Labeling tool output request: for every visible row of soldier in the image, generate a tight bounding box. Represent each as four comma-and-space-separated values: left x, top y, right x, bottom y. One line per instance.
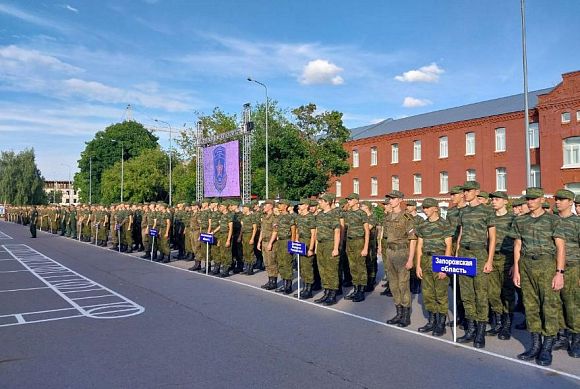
4, 182, 579, 367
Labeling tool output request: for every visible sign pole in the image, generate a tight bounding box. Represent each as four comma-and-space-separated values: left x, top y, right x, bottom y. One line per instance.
297, 254, 301, 300
205, 243, 209, 275
151, 236, 155, 261
118, 228, 121, 253
95, 225, 98, 245
453, 274, 457, 343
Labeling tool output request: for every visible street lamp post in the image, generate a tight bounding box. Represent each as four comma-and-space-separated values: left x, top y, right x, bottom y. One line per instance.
247, 77, 269, 199
89, 156, 92, 205
155, 119, 173, 206
520, 0, 532, 187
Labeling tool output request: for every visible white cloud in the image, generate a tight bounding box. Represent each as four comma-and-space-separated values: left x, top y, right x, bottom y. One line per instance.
402, 97, 432, 108
65, 5, 79, 13
299, 59, 344, 85
0, 4, 67, 31
395, 63, 444, 83
0, 45, 82, 73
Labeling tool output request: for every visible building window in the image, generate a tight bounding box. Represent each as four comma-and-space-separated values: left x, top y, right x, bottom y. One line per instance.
563, 137, 580, 168
530, 165, 541, 187
465, 132, 475, 155
353, 178, 359, 194
440, 171, 448, 194
352, 150, 359, 168
392, 175, 399, 191
391, 144, 399, 164
439, 136, 448, 158
561, 112, 571, 124
336, 180, 342, 197
577, 111, 580, 122
529, 122, 539, 149
466, 169, 476, 181
371, 177, 378, 196
413, 174, 422, 194
413, 140, 421, 161
496, 168, 507, 191
495, 127, 506, 152
565, 182, 580, 195
370, 147, 378, 166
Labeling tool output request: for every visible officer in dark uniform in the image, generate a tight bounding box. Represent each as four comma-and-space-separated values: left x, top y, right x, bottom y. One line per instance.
30, 206, 38, 238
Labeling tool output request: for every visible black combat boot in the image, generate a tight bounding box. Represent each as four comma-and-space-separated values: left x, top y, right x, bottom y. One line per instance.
536, 336, 555, 366
397, 307, 411, 328
283, 279, 293, 294
322, 290, 337, 306
161, 254, 170, 264
515, 319, 527, 330
474, 321, 487, 349
152, 251, 158, 261
569, 333, 580, 358
552, 329, 569, 351
457, 320, 477, 343
262, 277, 277, 290
219, 265, 230, 277
314, 289, 329, 304
110, 245, 118, 251
418, 312, 435, 333
212, 264, 221, 275
245, 263, 254, 275
126, 245, 133, 253
387, 305, 403, 325
432, 313, 447, 337
364, 277, 375, 292
158, 253, 165, 262
498, 313, 512, 340
517, 332, 541, 361
486, 312, 502, 336
141, 251, 151, 259
275, 280, 287, 293
300, 284, 313, 299
351, 286, 366, 303
188, 261, 202, 271
344, 287, 358, 301
380, 282, 393, 297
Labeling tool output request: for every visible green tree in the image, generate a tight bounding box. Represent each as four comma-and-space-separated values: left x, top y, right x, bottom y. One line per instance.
100, 148, 170, 204
178, 107, 238, 158
172, 161, 197, 204
0, 149, 47, 205
75, 121, 159, 204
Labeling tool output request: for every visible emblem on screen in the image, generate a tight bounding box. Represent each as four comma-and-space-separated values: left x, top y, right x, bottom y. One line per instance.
213, 146, 227, 193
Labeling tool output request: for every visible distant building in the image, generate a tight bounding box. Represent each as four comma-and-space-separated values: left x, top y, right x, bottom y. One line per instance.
44, 180, 79, 205
331, 70, 580, 204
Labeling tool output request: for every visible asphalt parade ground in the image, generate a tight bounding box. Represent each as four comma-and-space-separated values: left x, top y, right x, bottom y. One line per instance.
0, 221, 578, 388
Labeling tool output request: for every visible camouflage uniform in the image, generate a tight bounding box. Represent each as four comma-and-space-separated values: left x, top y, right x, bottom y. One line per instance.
316, 208, 341, 290
295, 211, 317, 284
261, 212, 278, 277
240, 211, 256, 266
274, 209, 295, 281
557, 213, 580, 336
343, 207, 368, 288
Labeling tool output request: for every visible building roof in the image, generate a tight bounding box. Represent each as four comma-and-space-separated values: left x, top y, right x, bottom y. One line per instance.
350, 87, 554, 140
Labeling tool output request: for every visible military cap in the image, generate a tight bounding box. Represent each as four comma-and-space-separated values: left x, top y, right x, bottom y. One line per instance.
511, 197, 525, 207
308, 199, 319, 207
450, 185, 463, 195
346, 193, 360, 200
209, 198, 219, 203
385, 190, 404, 199
542, 202, 550, 209
489, 191, 508, 200
242, 202, 251, 208
320, 193, 335, 203
192, 201, 201, 207
297, 198, 309, 205
406, 200, 417, 206
554, 189, 575, 200
338, 198, 347, 206
477, 191, 489, 199
575, 194, 580, 204
462, 181, 480, 190
360, 201, 372, 208
263, 199, 275, 206
278, 199, 291, 206
421, 198, 438, 208
524, 187, 544, 199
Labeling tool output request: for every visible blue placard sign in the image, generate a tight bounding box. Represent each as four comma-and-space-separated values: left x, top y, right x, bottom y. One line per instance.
149, 228, 158, 237
200, 233, 215, 244
115, 224, 120, 231
287, 241, 307, 256
432, 255, 477, 277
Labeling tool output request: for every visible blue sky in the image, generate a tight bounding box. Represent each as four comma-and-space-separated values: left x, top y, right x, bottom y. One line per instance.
1, 0, 579, 180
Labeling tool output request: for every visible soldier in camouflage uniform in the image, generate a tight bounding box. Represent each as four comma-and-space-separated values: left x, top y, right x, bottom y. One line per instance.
486, 191, 516, 340
172, 203, 187, 260
361, 201, 379, 292
343, 193, 369, 303
294, 198, 317, 299
313, 193, 341, 306
258, 200, 278, 289
380, 190, 417, 327
415, 198, 452, 336
157, 203, 172, 263
68, 205, 77, 239
512, 187, 566, 366
60, 206, 68, 236
554, 189, 580, 358
240, 203, 257, 275
406, 200, 424, 295
210, 201, 233, 277
456, 181, 496, 349
274, 200, 296, 294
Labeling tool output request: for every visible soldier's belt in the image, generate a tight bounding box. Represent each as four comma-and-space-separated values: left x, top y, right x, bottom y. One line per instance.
385, 242, 408, 250
522, 253, 554, 261
460, 243, 486, 250
494, 248, 514, 255
347, 236, 364, 240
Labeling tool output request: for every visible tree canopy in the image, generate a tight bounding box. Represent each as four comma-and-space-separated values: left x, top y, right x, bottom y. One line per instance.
0, 149, 47, 205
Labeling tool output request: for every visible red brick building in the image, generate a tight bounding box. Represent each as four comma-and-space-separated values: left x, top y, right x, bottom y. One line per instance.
332, 71, 580, 202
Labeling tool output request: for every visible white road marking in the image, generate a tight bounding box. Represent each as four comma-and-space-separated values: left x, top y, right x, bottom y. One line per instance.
0, 270, 30, 273
1, 244, 145, 327
0, 230, 13, 239
0, 286, 50, 293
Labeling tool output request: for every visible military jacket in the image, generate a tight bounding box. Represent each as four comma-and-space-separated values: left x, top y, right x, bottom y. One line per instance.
382, 211, 417, 244
558, 214, 580, 263
510, 212, 565, 257
295, 213, 316, 241
343, 209, 367, 239
316, 210, 340, 242
494, 213, 515, 253
416, 217, 453, 254
459, 204, 495, 245
261, 213, 276, 240
275, 213, 295, 240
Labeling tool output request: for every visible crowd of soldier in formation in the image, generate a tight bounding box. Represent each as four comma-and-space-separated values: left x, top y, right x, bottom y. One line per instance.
4, 181, 579, 367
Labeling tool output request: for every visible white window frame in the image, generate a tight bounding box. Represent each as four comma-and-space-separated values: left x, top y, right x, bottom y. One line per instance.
352, 149, 359, 168
496, 167, 507, 191
439, 136, 448, 158
563, 137, 580, 168
529, 122, 539, 149
530, 165, 541, 187
413, 140, 421, 161
466, 169, 476, 182
495, 127, 506, 152
370, 147, 378, 166
371, 177, 378, 196
562, 112, 571, 124
465, 132, 475, 156
577, 111, 580, 122
439, 171, 448, 194
413, 174, 422, 195
336, 180, 342, 197
392, 175, 399, 191
353, 178, 360, 194
391, 144, 399, 164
